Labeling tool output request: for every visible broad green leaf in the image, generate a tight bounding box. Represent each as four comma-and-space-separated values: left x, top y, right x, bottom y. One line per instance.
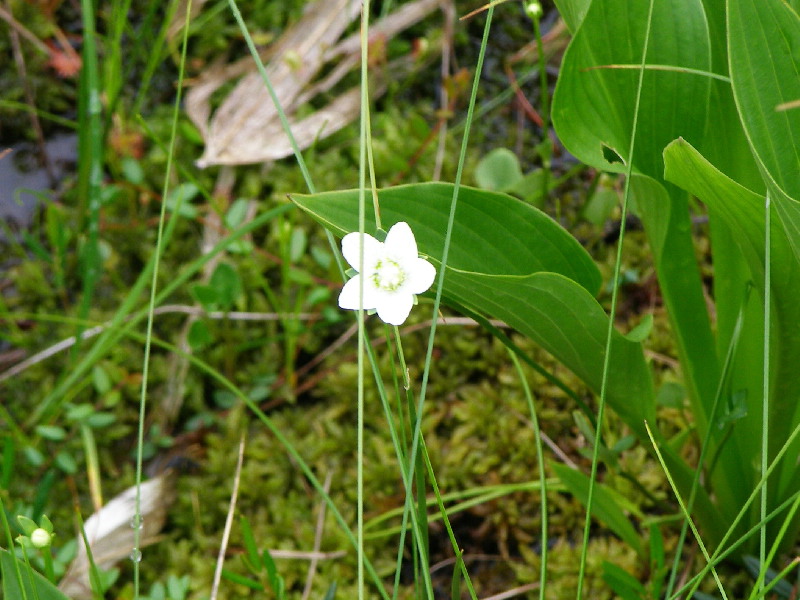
1, 548, 71, 600
552, 463, 643, 555
292, 183, 652, 438
729, 1, 800, 478
552, 0, 711, 179
630, 176, 719, 435
664, 138, 800, 549
728, 0, 800, 202
552, 0, 591, 33
445, 271, 656, 442
294, 181, 726, 545
552, 0, 720, 439
291, 182, 601, 293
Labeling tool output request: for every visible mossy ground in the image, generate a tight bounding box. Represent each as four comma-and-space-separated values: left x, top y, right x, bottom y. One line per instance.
0, 1, 751, 598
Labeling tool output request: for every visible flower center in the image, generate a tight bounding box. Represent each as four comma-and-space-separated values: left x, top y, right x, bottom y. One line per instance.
372, 258, 406, 291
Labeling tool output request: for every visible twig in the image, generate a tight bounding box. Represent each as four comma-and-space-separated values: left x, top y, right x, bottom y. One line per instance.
504, 63, 544, 127
268, 549, 347, 560
0, 4, 50, 55
0, 307, 321, 384
481, 582, 540, 600
4, 0, 54, 182
429, 553, 509, 573
210, 434, 246, 600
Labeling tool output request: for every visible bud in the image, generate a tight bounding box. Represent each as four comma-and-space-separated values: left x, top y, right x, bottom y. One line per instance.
525, 1, 543, 19
30, 528, 52, 549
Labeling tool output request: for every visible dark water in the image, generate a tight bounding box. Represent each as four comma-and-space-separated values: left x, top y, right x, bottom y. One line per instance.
0, 133, 77, 241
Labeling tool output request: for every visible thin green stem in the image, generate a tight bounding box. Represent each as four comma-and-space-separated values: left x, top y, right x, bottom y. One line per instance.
394, 7, 494, 598
747, 488, 800, 600
576, 0, 655, 596
133, 0, 181, 115
759, 191, 771, 595
583, 63, 731, 82
357, 3, 371, 599
390, 325, 476, 599
530, 9, 551, 202
673, 489, 800, 599
19, 547, 39, 600
419, 434, 479, 600
0, 100, 77, 129
664, 285, 752, 598
74, 0, 103, 360
676, 414, 800, 598
509, 351, 547, 600
645, 423, 728, 599
401, 10, 495, 591
226, 0, 315, 195
0, 497, 29, 600
392, 328, 433, 600
42, 546, 55, 583
131, 1, 192, 596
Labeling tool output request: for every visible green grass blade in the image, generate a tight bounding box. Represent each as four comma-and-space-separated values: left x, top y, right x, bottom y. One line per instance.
74, 0, 104, 359
645, 422, 728, 599
131, 0, 194, 595
576, 0, 655, 594
509, 351, 548, 599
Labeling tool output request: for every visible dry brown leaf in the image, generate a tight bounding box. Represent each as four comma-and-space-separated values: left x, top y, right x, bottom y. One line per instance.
58, 473, 176, 600
186, 0, 442, 167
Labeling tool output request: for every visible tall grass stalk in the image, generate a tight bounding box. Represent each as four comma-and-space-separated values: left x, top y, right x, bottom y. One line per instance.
575, 0, 655, 596
389, 327, 481, 599
675, 489, 800, 599
357, 2, 373, 599
528, 4, 550, 202
509, 351, 548, 599
0, 497, 29, 600
759, 191, 771, 594
389, 329, 434, 600
133, 0, 181, 116
376, 8, 497, 597
747, 491, 800, 600
645, 422, 729, 598
104, 0, 133, 121
664, 287, 752, 598
74, 0, 103, 358
131, 0, 193, 595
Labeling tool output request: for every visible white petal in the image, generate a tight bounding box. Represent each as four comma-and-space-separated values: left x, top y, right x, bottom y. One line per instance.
338, 276, 380, 310
376, 293, 414, 325
342, 231, 382, 272
384, 222, 418, 263
406, 258, 437, 294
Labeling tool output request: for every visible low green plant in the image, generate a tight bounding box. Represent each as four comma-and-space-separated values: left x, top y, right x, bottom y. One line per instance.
291, 0, 800, 596
6, 0, 800, 597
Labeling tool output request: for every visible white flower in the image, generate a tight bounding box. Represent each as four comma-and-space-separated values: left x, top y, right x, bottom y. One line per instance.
338, 222, 436, 325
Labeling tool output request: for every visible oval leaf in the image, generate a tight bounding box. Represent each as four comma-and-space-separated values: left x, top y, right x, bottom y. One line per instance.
291, 182, 601, 293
